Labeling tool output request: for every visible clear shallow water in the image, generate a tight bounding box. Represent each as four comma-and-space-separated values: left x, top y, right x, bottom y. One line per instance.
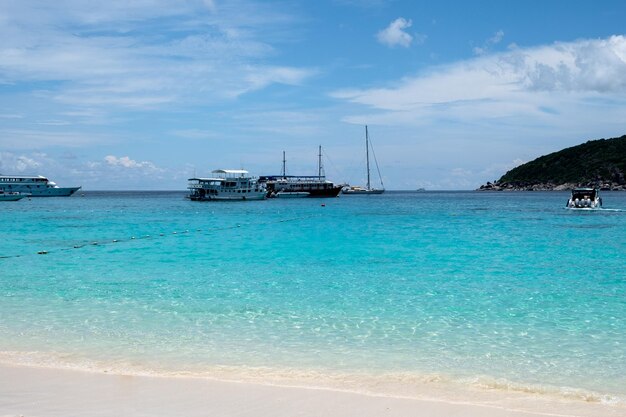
0, 191, 625, 402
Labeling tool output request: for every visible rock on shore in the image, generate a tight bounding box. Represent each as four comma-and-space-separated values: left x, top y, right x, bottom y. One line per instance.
478, 181, 626, 191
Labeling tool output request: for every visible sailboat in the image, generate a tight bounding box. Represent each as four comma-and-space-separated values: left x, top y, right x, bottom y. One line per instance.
342, 125, 385, 194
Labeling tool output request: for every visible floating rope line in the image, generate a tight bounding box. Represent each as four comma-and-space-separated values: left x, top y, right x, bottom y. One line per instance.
0, 214, 322, 260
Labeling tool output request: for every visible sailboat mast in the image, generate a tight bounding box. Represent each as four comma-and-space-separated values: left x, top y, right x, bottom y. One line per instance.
318, 145, 322, 180
365, 125, 371, 190
282, 150, 286, 178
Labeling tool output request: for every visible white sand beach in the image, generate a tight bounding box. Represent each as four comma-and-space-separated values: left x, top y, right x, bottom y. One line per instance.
0, 364, 623, 417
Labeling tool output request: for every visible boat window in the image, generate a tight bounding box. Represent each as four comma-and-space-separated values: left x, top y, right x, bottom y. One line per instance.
572, 190, 596, 200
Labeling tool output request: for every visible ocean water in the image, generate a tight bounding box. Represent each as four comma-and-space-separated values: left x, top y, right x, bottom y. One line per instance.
1, 191, 625, 405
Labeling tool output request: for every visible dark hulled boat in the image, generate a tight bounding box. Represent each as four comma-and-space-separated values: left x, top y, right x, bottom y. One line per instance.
260, 175, 342, 198
260, 147, 342, 198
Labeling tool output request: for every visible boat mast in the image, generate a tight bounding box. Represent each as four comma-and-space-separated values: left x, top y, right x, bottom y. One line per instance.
365, 125, 371, 190
282, 150, 286, 178
318, 145, 322, 180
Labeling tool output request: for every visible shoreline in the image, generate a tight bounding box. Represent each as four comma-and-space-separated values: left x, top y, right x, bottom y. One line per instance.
1, 360, 624, 417
477, 182, 626, 191
1, 350, 622, 405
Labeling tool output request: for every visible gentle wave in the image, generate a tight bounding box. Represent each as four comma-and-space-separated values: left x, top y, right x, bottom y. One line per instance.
1, 350, 623, 409
462, 375, 624, 405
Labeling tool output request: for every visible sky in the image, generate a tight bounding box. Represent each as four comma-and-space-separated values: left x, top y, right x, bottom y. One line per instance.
1, 0, 626, 190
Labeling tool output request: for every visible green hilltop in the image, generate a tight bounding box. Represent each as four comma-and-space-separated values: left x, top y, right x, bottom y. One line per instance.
479, 135, 626, 190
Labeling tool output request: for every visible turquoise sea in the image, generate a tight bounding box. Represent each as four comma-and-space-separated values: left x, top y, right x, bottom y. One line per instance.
1, 191, 625, 404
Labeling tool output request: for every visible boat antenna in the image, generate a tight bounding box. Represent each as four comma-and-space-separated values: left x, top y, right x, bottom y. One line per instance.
365, 125, 371, 190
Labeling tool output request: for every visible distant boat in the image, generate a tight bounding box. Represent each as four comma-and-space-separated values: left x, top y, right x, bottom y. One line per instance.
566, 187, 602, 209
0, 174, 80, 196
0, 190, 27, 201
261, 148, 343, 198
187, 169, 267, 201
342, 126, 385, 195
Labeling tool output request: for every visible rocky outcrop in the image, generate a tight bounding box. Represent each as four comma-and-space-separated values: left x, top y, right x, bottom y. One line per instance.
478, 181, 626, 191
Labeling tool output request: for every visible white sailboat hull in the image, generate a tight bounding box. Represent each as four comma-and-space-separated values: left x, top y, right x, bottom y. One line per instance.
342, 188, 384, 194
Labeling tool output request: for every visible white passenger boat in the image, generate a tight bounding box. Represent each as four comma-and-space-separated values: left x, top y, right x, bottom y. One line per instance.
0, 190, 27, 201
566, 188, 602, 209
187, 169, 267, 201
0, 174, 80, 197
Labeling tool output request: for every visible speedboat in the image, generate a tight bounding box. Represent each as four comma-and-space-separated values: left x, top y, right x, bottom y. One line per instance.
566, 188, 602, 209
0, 190, 27, 201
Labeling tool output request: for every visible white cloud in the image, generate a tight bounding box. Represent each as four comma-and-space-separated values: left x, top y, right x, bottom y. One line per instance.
333, 36, 626, 116
0, 129, 106, 149
0, 0, 313, 111
473, 30, 505, 56
104, 155, 159, 171
243, 66, 317, 92
0, 152, 48, 174
377, 18, 414, 48
1, 151, 178, 189
171, 129, 218, 140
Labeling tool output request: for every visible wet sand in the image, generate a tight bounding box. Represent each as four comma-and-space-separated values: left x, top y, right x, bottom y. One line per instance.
0, 364, 622, 417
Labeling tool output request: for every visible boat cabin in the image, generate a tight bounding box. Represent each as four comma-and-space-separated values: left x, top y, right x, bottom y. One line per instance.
188, 169, 266, 201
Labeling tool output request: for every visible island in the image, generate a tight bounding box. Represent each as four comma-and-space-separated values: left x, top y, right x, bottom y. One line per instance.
479, 134, 626, 191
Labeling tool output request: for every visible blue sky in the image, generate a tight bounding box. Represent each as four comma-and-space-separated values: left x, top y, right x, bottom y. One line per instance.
1, 0, 626, 190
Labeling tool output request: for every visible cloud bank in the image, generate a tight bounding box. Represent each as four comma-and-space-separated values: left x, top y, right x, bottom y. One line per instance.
333, 35, 626, 125
0, 0, 313, 110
